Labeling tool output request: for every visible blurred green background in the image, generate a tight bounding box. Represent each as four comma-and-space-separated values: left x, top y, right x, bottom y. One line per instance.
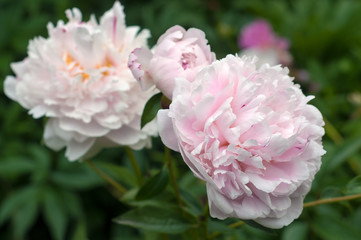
2, 0, 361, 239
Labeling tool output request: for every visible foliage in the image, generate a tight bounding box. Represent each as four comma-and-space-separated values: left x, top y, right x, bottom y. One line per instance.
1, 0, 361, 239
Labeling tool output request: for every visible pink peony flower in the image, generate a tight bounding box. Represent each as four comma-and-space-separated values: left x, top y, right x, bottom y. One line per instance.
239, 19, 289, 50
4, 2, 157, 161
158, 55, 325, 228
128, 25, 216, 99
239, 19, 292, 66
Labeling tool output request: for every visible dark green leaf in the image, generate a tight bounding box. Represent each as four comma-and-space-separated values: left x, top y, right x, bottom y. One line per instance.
13, 191, 39, 239
97, 162, 137, 187
136, 168, 169, 200
51, 170, 104, 190
30, 145, 51, 183
312, 211, 361, 240
71, 220, 87, 240
114, 206, 192, 234
346, 175, 361, 195
0, 156, 34, 177
0, 186, 38, 226
323, 136, 361, 172
57, 190, 83, 219
282, 222, 308, 240
243, 220, 277, 235
207, 219, 238, 235
180, 189, 203, 216
141, 92, 162, 129
43, 188, 68, 240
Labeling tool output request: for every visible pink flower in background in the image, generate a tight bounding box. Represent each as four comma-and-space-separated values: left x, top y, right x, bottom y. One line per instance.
239, 19, 292, 66
240, 19, 289, 50
128, 25, 216, 99
4, 2, 157, 161
158, 55, 325, 228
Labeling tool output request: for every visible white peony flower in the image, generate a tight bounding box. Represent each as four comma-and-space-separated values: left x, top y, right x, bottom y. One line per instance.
4, 2, 157, 161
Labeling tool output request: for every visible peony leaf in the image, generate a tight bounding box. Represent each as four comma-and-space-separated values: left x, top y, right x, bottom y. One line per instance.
43, 188, 68, 240
323, 136, 361, 172
141, 92, 162, 129
282, 222, 308, 240
97, 162, 137, 187
136, 167, 169, 200
0, 156, 34, 178
71, 220, 87, 240
50, 168, 104, 190
0, 185, 40, 239
0, 186, 39, 226
312, 208, 361, 240
180, 189, 203, 216
243, 220, 277, 235
346, 175, 361, 195
113, 205, 192, 234
13, 191, 39, 239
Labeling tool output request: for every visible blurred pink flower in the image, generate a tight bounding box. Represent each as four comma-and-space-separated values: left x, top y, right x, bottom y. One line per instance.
240, 19, 289, 50
239, 19, 292, 66
158, 55, 325, 228
4, 2, 157, 161
128, 25, 216, 99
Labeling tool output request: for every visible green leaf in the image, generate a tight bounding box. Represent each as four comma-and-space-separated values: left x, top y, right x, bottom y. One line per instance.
282, 222, 308, 240
346, 175, 361, 195
57, 190, 83, 219
323, 136, 361, 172
51, 170, 104, 190
0, 186, 40, 239
97, 162, 137, 187
243, 220, 277, 235
136, 167, 169, 200
71, 220, 87, 240
141, 92, 162, 129
180, 189, 203, 216
312, 211, 361, 240
207, 219, 238, 235
30, 145, 51, 183
0, 186, 38, 226
0, 156, 34, 177
113, 205, 192, 234
43, 188, 68, 240
13, 194, 39, 239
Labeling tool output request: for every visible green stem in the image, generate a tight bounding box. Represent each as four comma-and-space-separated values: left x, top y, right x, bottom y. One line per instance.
303, 193, 361, 208
125, 147, 143, 186
208, 221, 245, 239
85, 159, 127, 194
165, 146, 184, 209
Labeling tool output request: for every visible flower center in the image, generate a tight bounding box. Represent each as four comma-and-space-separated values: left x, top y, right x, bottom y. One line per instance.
180, 52, 197, 70
63, 53, 112, 82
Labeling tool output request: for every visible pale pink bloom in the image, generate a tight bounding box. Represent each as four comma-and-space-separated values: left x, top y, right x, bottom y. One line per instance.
128, 25, 216, 99
239, 19, 292, 66
4, 2, 157, 161
240, 19, 289, 50
158, 55, 325, 228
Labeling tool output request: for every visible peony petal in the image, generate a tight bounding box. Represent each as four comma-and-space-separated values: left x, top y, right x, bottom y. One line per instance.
106, 125, 147, 146
254, 196, 303, 229
65, 138, 95, 161
157, 109, 179, 151
128, 48, 154, 90
59, 118, 109, 137
43, 120, 67, 151
4, 76, 17, 101
100, 1, 125, 48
